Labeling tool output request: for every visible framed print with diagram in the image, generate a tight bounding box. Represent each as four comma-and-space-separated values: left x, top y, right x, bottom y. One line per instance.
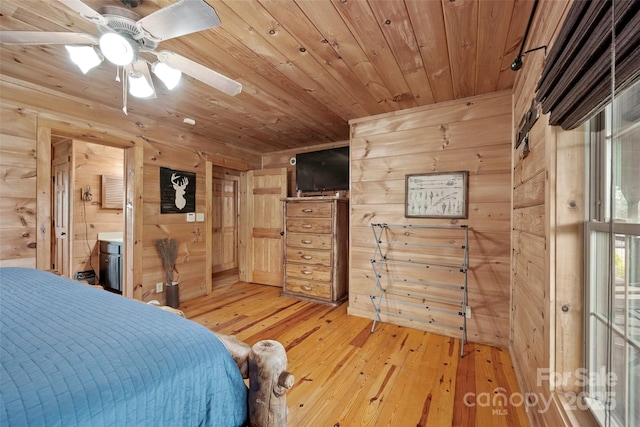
405, 171, 468, 219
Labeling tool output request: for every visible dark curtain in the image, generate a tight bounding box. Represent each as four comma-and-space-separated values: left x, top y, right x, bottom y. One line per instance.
535, 0, 640, 130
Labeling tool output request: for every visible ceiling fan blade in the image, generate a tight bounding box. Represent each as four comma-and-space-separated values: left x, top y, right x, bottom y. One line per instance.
155, 51, 242, 96
0, 31, 97, 45
57, 0, 107, 25
137, 0, 221, 42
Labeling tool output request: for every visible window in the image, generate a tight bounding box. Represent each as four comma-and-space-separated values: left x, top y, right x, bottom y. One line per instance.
585, 78, 640, 426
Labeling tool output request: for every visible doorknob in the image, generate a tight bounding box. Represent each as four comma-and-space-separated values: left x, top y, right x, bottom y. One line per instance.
60, 232, 66, 236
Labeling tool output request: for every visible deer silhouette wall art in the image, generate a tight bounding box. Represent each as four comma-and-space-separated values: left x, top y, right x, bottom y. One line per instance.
160, 167, 196, 214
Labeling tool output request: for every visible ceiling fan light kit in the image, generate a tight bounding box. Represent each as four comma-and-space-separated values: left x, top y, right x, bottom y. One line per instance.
128, 58, 156, 99
128, 72, 154, 98
0, 0, 241, 115
152, 62, 182, 90
65, 45, 103, 74
99, 32, 137, 66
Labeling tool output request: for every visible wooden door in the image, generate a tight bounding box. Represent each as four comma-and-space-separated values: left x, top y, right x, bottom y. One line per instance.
212, 175, 239, 273
51, 144, 71, 277
241, 168, 287, 286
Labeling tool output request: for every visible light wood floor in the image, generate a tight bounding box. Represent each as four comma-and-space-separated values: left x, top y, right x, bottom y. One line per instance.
181, 280, 530, 427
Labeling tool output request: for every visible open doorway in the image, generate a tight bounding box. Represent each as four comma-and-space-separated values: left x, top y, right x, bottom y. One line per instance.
36, 119, 143, 300
50, 138, 125, 291
211, 165, 241, 285
211, 166, 287, 288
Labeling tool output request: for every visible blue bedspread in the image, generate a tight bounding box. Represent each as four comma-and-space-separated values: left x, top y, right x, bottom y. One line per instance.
0, 268, 247, 426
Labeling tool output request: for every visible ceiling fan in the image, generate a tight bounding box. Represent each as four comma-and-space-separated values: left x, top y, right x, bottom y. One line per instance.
0, 0, 242, 114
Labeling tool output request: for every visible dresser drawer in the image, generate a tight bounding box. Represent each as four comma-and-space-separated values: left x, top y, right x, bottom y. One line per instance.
286, 233, 332, 250
286, 247, 332, 266
286, 264, 331, 282
286, 218, 332, 234
286, 201, 333, 218
285, 278, 331, 299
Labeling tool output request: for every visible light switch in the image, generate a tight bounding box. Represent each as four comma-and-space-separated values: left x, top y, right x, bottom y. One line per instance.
186, 212, 195, 222
196, 213, 205, 222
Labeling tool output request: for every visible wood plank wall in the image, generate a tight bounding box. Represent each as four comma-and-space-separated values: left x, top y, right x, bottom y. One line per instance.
347, 91, 513, 349
0, 100, 37, 268
141, 143, 209, 303
510, 1, 593, 426
510, 0, 557, 425
0, 78, 262, 305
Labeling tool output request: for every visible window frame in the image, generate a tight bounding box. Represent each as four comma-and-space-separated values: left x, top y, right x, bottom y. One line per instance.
584, 83, 640, 427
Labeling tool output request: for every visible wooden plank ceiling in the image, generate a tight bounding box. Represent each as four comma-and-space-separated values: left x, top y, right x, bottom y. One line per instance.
0, 0, 533, 154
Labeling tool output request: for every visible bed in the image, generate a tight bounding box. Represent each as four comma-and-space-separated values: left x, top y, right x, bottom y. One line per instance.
0, 267, 248, 426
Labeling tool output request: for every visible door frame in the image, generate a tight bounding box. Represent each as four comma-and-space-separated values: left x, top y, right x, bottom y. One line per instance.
36, 119, 143, 299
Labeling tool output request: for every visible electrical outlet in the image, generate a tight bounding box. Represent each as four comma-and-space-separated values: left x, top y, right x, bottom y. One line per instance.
196, 212, 205, 222
156, 282, 163, 293
465, 306, 472, 319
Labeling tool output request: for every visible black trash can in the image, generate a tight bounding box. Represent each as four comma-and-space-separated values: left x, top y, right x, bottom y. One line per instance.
166, 282, 179, 308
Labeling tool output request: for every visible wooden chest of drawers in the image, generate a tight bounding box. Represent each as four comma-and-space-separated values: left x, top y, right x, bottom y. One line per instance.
282, 198, 348, 304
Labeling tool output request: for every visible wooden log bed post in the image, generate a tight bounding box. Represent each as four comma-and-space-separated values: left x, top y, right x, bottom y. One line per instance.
142, 304, 295, 425
248, 340, 295, 427
213, 334, 294, 426
213, 332, 252, 379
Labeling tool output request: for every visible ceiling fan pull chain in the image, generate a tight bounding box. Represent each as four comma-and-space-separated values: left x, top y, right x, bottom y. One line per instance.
122, 67, 128, 116
115, 65, 120, 83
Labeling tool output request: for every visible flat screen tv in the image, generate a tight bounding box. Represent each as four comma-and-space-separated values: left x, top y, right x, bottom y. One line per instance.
295, 146, 349, 192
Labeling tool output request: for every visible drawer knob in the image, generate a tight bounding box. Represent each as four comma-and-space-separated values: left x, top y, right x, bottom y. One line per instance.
301, 239, 312, 244
301, 285, 313, 291
301, 255, 312, 260
301, 224, 312, 229
302, 208, 313, 213
302, 270, 313, 275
